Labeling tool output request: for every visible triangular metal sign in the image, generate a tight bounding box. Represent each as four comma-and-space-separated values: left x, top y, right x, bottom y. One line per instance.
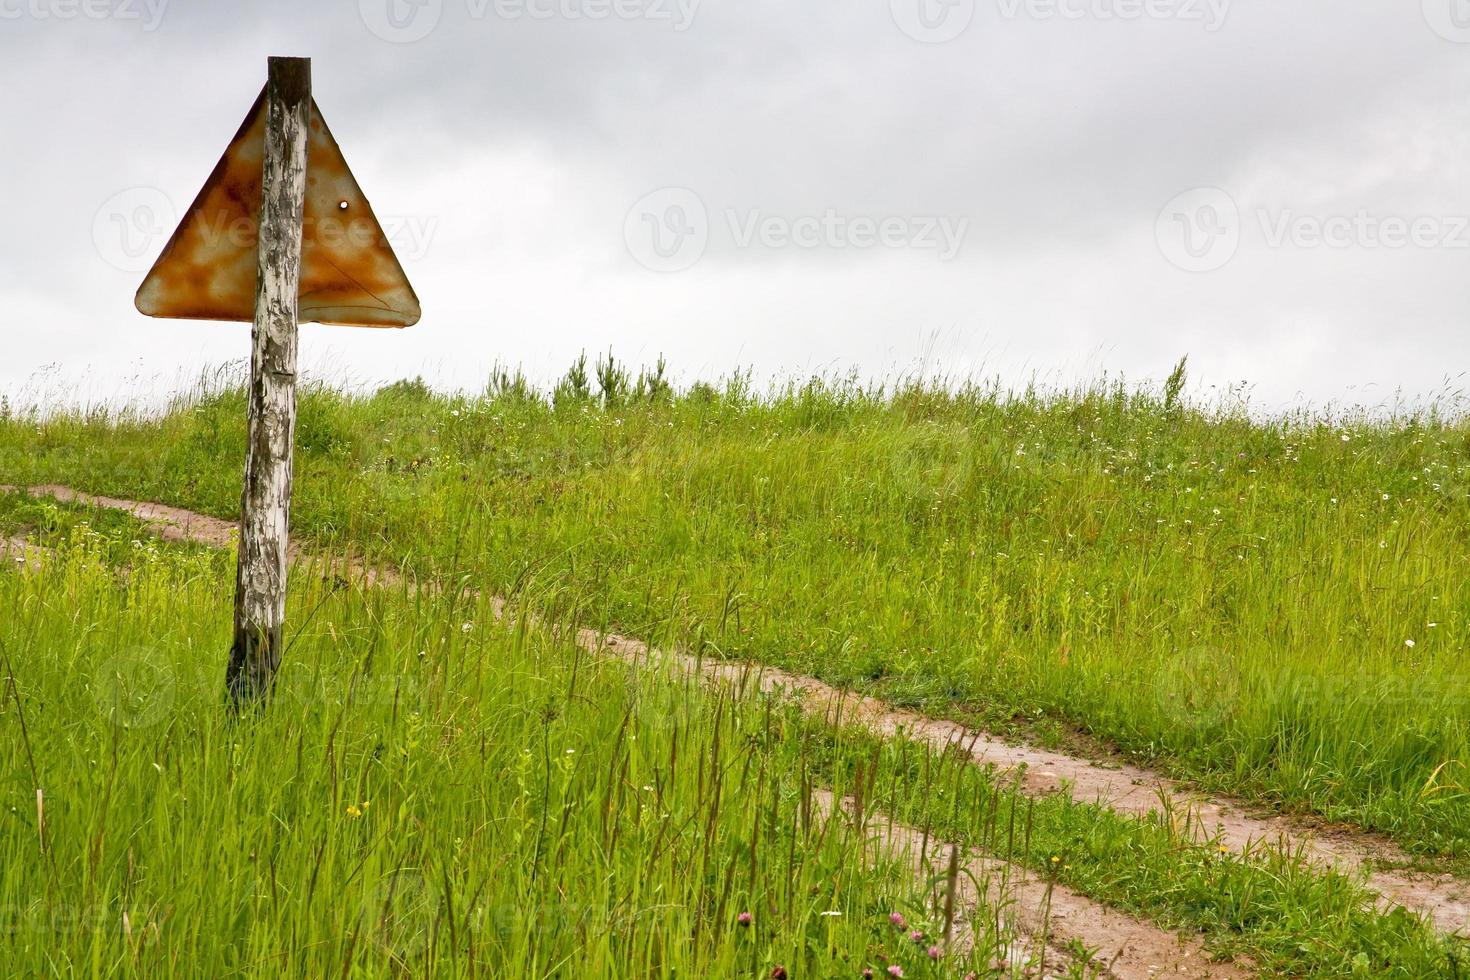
136, 88, 421, 328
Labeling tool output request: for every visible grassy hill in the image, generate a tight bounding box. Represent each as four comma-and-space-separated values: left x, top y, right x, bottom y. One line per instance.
6, 361, 1468, 855
3, 357, 1469, 976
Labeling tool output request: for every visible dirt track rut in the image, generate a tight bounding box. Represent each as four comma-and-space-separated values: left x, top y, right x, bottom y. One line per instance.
813, 789, 1248, 979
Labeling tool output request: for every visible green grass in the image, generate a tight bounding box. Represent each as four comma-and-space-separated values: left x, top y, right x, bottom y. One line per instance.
2, 520, 1042, 979
3, 505, 1465, 977
4, 365, 1466, 862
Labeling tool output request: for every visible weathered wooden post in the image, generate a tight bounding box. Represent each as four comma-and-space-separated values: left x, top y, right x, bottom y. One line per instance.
226, 56, 311, 708
132, 57, 421, 712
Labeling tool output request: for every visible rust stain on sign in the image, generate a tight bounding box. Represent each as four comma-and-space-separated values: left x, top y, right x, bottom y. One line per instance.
136, 88, 421, 328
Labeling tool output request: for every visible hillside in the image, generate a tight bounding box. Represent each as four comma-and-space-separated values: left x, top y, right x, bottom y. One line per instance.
3, 362, 1469, 976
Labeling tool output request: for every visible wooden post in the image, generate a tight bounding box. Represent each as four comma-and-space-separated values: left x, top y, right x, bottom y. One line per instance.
226, 56, 311, 710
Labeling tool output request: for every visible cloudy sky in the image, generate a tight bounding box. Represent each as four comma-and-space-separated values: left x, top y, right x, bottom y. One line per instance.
3, 0, 1469, 412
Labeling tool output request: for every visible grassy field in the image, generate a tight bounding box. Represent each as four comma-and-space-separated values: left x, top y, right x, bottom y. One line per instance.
1, 495, 1463, 977
3, 361, 1466, 858
3, 359, 1470, 975
1, 510, 1044, 979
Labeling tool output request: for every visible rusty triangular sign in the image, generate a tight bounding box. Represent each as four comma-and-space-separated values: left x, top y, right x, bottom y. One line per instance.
136, 88, 421, 328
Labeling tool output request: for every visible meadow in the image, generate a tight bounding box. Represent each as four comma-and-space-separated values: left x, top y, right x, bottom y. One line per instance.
2, 513, 1040, 978
3, 356, 1470, 976
4, 359, 1467, 854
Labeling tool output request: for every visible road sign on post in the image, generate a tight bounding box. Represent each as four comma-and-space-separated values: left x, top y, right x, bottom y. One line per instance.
136, 57, 420, 710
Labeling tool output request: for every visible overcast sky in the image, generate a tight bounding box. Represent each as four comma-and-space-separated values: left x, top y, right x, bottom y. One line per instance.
3, 1, 1469, 412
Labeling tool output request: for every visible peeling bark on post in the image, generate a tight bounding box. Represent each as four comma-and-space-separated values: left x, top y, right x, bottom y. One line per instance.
227, 56, 311, 710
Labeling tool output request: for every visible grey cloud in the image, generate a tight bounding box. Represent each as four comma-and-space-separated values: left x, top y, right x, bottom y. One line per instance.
1, 0, 1468, 408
